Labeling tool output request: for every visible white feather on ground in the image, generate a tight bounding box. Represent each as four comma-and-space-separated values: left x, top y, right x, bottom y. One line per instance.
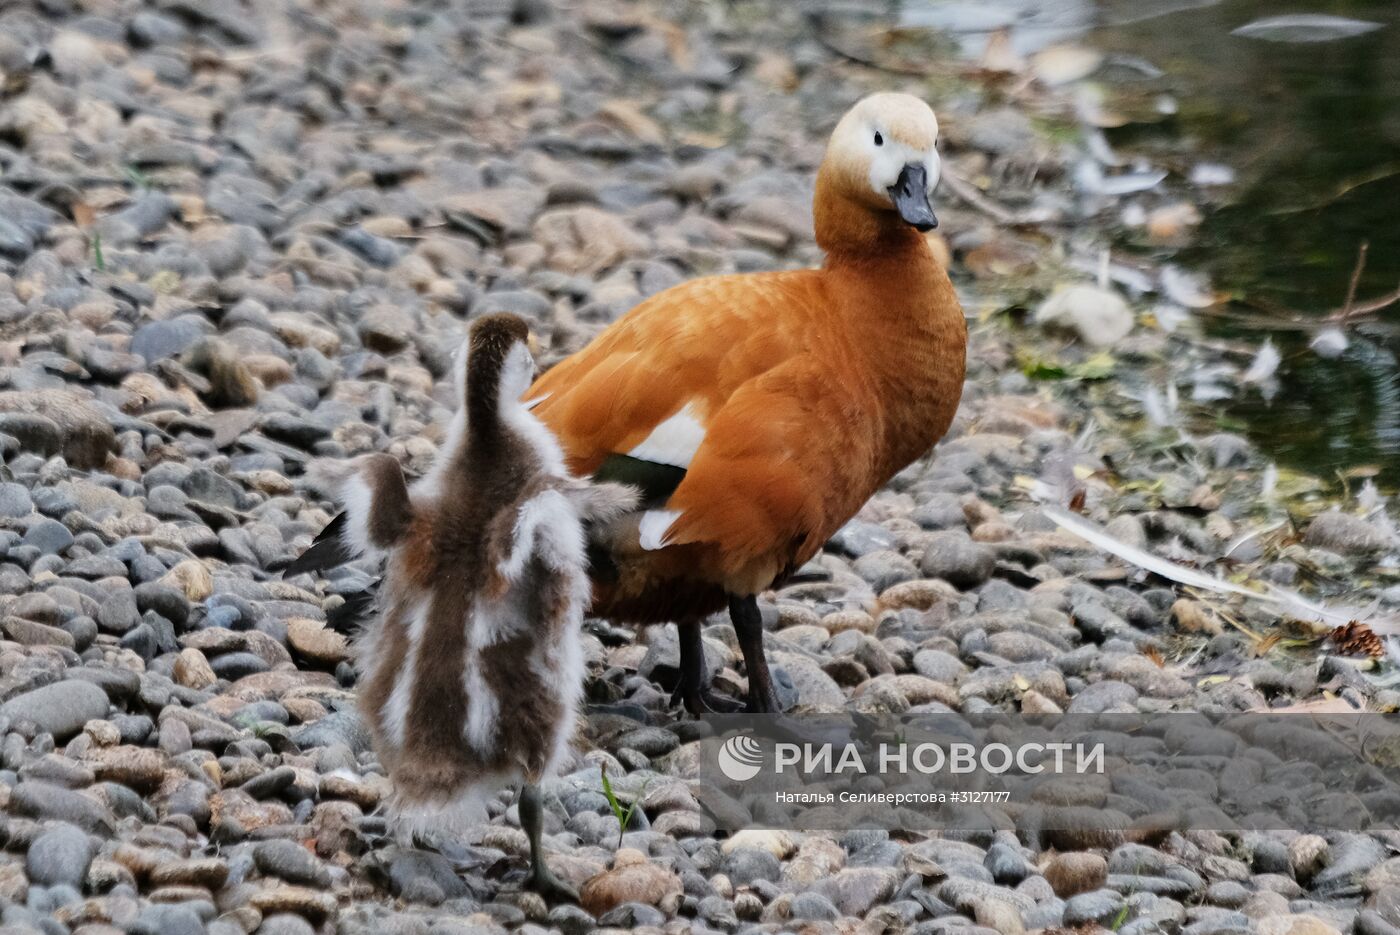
1040, 504, 1400, 632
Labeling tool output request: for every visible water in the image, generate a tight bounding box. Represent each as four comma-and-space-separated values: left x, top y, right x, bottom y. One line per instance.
906, 0, 1400, 486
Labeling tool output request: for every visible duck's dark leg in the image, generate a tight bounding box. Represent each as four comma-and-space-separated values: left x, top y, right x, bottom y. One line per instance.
730, 594, 781, 713
673, 621, 745, 715
519, 783, 577, 903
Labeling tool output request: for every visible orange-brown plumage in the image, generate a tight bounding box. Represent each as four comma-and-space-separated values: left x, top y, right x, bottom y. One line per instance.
527, 92, 967, 639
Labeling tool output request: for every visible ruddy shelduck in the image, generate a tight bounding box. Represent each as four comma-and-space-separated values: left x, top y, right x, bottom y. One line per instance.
527, 92, 967, 713
287, 313, 636, 901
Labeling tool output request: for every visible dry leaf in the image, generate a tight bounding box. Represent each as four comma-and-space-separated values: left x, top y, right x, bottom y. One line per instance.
979, 28, 1026, 75
1032, 45, 1102, 86
598, 99, 664, 145
1171, 598, 1223, 636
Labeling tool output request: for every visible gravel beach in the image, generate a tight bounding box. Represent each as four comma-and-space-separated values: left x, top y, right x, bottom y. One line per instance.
1, 1, 1399, 933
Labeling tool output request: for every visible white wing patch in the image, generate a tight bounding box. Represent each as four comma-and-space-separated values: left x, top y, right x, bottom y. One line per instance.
628, 401, 706, 470
639, 509, 683, 551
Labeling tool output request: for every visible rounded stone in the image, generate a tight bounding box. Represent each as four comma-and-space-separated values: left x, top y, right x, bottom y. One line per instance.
920, 530, 995, 590
26, 823, 94, 887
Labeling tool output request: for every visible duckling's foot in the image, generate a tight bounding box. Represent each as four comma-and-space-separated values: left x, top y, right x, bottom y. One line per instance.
526, 864, 579, 903
519, 782, 579, 903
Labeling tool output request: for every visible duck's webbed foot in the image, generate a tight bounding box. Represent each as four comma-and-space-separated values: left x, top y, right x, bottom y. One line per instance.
673, 620, 745, 716
519, 783, 578, 903
672, 681, 746, 716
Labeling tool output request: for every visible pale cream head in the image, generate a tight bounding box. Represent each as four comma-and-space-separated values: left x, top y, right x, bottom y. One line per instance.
824, 93, 942, 218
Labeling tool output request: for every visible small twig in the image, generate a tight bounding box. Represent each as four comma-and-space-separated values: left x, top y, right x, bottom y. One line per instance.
1325, 282, 1400, 322
940, 170, 1018, 225
804, 13, 937, 77
1222, 280, 1400, 330
1339, 241, 1369, 322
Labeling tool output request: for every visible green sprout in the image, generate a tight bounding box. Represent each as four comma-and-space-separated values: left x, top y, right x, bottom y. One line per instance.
123, 165, 152, 190
599, 764, 646, 850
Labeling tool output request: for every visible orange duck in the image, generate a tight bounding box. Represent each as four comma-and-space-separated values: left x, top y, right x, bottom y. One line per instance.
527, 92, 967, 713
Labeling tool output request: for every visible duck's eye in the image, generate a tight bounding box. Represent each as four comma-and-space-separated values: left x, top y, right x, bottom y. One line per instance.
873, 131, 884, 147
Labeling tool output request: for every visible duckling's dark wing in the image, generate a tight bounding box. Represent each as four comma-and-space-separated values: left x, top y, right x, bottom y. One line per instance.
283, 512, 354, 577
327, 579, 379, 635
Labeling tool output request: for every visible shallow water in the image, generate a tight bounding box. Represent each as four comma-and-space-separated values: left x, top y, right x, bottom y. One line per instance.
908, 0, 1400, 486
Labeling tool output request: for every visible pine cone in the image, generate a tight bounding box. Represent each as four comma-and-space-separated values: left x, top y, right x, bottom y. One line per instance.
1330, 621, 1384, 659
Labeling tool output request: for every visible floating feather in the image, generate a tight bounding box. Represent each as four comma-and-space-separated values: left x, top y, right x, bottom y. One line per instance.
1160, 265, 1216, 308
1190, 163, 1235, 187
1232, 15, 1383, 43
1142, 383, 1173, 429
1242, 339, 1281, 384
1309, 326, 1349, 359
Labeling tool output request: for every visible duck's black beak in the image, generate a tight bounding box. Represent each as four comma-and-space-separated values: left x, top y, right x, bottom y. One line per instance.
888, 164, 938, 231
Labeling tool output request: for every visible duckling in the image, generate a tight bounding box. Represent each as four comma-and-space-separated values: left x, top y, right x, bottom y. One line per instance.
287, 312, 636, 901
527, 92, 965, 714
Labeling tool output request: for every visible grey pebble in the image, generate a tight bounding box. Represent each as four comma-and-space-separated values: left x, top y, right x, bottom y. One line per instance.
1, 680, 110, 741
1063, 889, 1127, 926
254, 838, 334, 888
920, 530, 994, 589
0, 482, 33, 518
26, 822, 94, 887
22, 518, 74, 555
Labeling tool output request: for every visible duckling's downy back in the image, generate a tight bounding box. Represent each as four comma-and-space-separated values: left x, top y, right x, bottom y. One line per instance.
304, 313, 635, 836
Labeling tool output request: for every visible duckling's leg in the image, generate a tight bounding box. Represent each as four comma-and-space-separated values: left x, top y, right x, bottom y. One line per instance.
673, 621, 745, 716
519, 783, 578, 903
729, 595, 782, 713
